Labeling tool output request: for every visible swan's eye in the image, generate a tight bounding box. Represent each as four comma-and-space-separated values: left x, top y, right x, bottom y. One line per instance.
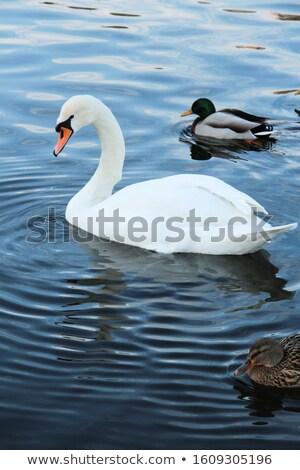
70, 115, 74, 119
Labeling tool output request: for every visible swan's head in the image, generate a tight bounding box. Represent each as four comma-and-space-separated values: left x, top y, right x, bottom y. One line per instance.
53, 95, 106, 156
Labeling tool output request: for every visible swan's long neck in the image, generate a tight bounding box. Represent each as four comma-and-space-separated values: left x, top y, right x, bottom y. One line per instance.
72, 102, 125, 209
92, 106, 125, 199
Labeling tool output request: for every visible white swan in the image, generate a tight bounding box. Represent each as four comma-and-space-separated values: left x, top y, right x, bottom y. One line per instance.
53, 95, 296, 255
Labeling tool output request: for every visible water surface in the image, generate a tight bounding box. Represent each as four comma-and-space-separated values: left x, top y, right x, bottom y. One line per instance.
0, 0, 300, 450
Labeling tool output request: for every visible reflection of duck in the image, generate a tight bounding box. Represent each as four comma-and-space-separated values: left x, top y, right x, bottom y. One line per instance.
181, 98, 274, 139
235, 334, 300, 388
232, 379, 300, 423
180, 128, 274, 161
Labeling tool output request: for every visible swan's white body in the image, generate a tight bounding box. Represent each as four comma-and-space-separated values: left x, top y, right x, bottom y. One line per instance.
54, 95, 296, 255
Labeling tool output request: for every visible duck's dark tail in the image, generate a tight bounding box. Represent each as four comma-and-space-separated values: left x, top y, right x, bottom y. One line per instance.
252, 123, 274, 137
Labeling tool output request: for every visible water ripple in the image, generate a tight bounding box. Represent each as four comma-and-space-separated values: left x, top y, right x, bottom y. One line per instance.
0, 0, 300, 451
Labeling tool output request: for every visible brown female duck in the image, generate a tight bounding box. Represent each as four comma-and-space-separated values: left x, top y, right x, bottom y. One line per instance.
235, 334, 300, 388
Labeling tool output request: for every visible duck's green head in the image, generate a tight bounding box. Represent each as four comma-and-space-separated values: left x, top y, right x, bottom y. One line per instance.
181, 98, 216, 119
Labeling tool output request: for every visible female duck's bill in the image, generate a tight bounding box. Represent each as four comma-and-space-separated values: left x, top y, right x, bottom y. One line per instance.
234, 359, 252, 376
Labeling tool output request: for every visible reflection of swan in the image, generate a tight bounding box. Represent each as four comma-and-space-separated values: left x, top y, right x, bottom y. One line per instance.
53, 95, 296, 255
71, 232, 293, 304
57, 234, 293, 360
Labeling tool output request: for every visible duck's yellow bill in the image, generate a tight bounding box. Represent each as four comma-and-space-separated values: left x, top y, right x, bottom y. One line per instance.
180, 108, 193, 117
53, 127, 73, 157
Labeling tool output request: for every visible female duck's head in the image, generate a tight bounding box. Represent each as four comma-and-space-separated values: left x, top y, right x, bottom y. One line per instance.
235, 337, 284, 376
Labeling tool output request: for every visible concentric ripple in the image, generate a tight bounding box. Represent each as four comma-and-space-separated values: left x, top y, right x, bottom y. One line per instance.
0, 0, 300, 450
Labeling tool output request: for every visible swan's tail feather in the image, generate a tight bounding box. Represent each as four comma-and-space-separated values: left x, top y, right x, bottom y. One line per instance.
260, 222, 297, 241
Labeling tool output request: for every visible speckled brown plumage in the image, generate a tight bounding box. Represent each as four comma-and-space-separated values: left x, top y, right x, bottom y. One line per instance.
235, 334, 300, 388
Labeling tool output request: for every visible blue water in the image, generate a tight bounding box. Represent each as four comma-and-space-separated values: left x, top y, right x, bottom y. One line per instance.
0, 0, 300, 450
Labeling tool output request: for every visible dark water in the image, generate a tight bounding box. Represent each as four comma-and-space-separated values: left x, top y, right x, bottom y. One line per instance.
0, 0, 300, 450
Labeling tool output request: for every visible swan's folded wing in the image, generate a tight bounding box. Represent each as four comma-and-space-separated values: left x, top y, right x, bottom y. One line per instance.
106, 174, 268, 221
194, 175, 268, 216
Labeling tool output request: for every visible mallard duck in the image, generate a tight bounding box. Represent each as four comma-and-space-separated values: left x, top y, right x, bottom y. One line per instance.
53, 95, 296, 255
235, 334, 300, 388
181, 98, 273, 139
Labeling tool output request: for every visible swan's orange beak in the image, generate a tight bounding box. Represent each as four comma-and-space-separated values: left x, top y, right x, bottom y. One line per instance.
180, 108, 193, 117
53, 127, 73, 157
